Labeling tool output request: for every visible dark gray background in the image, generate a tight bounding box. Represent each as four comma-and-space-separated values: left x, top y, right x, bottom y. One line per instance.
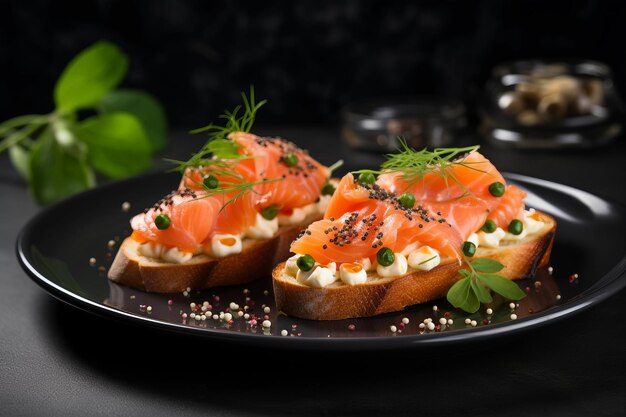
2, 0, 626, 126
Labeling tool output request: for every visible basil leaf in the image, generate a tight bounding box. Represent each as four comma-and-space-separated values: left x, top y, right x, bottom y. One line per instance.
54, 41, 128, 112
99, 89, 167, 152
470, 258, 505, 273
29, 128, 95, 204
470, 277, 493, 304
75, 112, 152, 178
9, 145, 30, 181
478, 274, 526, 300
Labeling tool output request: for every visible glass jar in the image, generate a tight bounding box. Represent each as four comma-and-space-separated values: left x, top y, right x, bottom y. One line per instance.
480, 60, 623, 149
341, 97, 466, 152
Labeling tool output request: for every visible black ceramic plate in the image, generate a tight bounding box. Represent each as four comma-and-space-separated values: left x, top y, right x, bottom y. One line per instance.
16, 172, 626, 350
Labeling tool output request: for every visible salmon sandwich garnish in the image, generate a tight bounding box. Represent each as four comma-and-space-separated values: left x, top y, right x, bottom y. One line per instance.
108, 89, 341, 292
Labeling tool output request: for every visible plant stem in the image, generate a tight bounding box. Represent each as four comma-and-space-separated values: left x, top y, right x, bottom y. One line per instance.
328, 159, 344, 174
0, 123, 43, 154
0, 114, 48, 137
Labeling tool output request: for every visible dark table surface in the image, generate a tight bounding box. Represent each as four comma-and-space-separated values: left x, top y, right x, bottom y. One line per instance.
1, 126, 625, 417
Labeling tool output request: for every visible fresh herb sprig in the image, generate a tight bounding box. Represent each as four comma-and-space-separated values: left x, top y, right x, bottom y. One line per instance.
171, 88, 282, 209
447, 257, 526, 313
353, 138, 484, 196
189, 86, 266, 139
175, 87, 265, 174
0, 41, 167, 204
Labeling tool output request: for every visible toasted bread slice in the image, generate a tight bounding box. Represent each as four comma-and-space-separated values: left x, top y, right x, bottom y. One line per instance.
272, 211, 556, 320
108, 212, 320, 293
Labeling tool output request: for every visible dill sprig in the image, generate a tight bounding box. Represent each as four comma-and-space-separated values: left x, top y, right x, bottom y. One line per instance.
353, 138, 483, 196
167, 87, 282, 210
189, 86, 266, 138
166, 138, 252, 175
193, 173, 282, 212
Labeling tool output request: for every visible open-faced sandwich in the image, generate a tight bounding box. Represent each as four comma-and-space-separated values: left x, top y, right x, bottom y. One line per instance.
108, 91, 340, 292
272, 143, 556, 320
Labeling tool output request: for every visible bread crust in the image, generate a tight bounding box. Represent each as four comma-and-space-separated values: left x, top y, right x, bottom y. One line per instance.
272, 211, 556, 320
107, 213, 319, 293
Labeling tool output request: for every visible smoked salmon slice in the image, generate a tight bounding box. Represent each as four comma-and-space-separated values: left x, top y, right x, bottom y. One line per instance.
290, 174, 465, 265
291, 149, 527, 266
131, 131, 331, 253
131, 189, 221, 253
377, 151, 526, 233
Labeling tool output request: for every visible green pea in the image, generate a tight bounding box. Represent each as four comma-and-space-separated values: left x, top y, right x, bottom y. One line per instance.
203, 174, 219, 189
296, 254, 315, 272
282, 153, 298, 167
488, 181, 505, 197
358, 172, 376, 185
398, 193, 416, 209
377, 247, 395, 267
261, 204, 279, 220
462, 241, 476, 257
508, 219, 524, 235
481, 219, 497, 233
321, 182, 336, 196
154, 214, 171, 230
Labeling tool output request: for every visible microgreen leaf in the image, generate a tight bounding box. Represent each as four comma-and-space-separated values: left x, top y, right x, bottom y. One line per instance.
99, 89, 168, 152
458, 269, 472, 278
9, 145, 30, 181
446, 277, 470, 308
470, 278, 493, 304
446, 277, 477, 313
29, 128, 95, 204
54, 41, 128, 112
447, 254, 526, 313
470, 258, 505, 273
478, 274, 526, 300
75, 112, 152, 178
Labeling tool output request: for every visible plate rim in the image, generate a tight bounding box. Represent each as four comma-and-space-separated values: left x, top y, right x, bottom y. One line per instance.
15, 172, 626, 351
